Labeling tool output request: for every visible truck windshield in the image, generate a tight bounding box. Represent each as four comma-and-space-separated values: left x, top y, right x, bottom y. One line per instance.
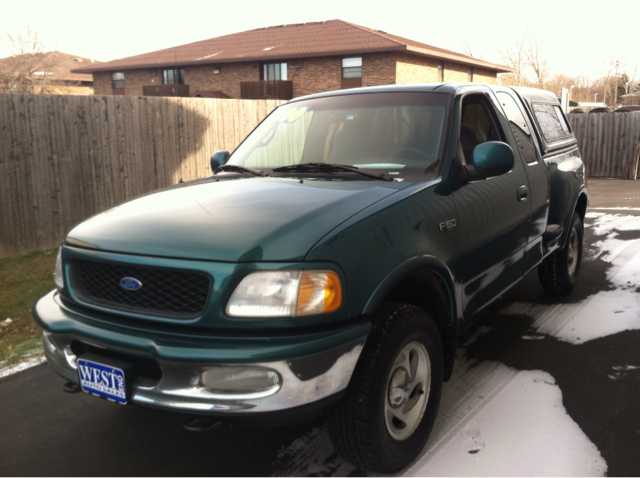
228, 92, 450, 179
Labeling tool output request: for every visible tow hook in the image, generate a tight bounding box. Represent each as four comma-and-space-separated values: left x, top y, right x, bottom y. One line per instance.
183, 417, 221, 432
63, 381, 81, 393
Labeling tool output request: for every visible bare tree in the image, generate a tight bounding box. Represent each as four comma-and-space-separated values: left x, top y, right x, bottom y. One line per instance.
0, 26, 61, 94
460, 37, 475, 58
599, 55, 626, 106
497, 29, 530, 86
497, 36, 640, 107
525, 33, 551, 89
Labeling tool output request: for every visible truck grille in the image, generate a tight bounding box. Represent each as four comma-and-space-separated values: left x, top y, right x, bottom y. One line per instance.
70, 260, 211, 319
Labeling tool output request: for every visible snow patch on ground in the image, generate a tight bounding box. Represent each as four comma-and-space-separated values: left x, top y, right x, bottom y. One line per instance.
501, 214, 640, 344
586, 212, 640, 237
589, 207, 640, 211
502, 287, 639, 344
404, 368, 607, 477
608, 365, 640, 380
0, 355, 46, 379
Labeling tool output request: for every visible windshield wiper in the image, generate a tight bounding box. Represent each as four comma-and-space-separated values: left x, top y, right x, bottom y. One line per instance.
214, 164, 267, 177
272, 163, 393, 181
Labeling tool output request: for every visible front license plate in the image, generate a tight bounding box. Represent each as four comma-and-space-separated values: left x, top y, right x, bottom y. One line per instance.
77, 358, 127, 404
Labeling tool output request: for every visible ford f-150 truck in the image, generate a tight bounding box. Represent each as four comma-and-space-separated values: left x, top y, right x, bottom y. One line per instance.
34, 83, 587, 472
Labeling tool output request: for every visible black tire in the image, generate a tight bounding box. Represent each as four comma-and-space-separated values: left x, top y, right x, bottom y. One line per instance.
538, 213, 583, 294
327, 303, 444, 473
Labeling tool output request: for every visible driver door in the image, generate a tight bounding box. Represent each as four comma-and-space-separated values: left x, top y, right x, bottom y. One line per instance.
452, 92, 532, 317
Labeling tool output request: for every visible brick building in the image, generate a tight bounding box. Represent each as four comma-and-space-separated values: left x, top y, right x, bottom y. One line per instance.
74, 20, 511, 99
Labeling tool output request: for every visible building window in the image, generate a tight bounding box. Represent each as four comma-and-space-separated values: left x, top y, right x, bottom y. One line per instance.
148, 69, 157, 76
342, 57, 362, 79
112, 72, 124, 89
263, 63, 287, 80
468, 67, 474, 82
437, 62, 444, 82
163, 68, 184, 85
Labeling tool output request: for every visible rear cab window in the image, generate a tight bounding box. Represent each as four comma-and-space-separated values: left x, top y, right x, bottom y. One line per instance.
532, 103, 573, 143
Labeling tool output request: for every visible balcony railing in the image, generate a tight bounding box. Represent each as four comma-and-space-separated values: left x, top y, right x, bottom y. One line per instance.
240, 80, 293, 100
143, 84, 190, 97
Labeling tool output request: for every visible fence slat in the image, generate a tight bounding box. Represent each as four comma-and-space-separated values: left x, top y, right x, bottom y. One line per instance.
0, 94, 282, 257
568, 111, 640, 179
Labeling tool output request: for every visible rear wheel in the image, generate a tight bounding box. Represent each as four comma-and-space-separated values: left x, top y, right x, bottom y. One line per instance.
327, 303, 443, 473
538, 213, 583, 293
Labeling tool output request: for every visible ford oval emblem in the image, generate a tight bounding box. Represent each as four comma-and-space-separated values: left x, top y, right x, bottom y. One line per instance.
120, 277, 142, 291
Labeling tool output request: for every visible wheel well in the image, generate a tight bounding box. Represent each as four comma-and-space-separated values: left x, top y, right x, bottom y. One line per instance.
383, 270, 456, 381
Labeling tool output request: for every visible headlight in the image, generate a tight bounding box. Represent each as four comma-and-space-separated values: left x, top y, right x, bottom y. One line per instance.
54, 247, 64, 289
226, 270, 342, 318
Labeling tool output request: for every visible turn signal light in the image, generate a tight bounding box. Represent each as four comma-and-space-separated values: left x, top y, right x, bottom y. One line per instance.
296, 271, 342, 315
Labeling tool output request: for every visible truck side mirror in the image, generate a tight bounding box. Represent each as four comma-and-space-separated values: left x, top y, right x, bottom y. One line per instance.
470, 141, 514, 179
210, 150, 230, 172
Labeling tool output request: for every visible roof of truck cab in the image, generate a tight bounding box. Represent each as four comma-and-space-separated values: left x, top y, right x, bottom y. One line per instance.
508, 86, 559, 104
288, 83, 560, 104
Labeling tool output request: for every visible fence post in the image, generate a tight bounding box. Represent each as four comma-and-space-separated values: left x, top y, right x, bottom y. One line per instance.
633, 140, 640, 180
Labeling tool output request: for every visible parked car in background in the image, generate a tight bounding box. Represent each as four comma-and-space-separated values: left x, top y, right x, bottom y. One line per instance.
614, 105, 640, 112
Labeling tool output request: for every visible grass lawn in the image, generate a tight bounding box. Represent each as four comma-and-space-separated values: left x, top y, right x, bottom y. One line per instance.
0, 248, 57, 370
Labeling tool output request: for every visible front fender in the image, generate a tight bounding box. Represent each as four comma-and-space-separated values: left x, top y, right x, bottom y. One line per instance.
362, 255, 460, 321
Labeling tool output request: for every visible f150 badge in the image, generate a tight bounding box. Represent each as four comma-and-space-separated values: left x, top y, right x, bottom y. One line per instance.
439, 219, 457, 232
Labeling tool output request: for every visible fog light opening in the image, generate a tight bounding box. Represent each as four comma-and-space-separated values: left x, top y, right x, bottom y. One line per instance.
200, 367, 281, 397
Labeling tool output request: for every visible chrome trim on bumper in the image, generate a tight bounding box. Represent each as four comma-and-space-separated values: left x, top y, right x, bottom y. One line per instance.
42, 332, 364, 414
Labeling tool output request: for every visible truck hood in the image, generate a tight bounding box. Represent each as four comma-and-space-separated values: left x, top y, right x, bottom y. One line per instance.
66, 177, 406, 262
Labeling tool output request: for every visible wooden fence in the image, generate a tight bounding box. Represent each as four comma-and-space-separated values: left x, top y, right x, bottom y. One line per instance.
0, 94, 282, 257
2, 94, 639, 258
240, 80, 293, 100
568, 112, 640, 179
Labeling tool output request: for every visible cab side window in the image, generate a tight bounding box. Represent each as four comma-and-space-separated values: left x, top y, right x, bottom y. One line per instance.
532, 103, 572, 142
460, 95, 504, 165
497, 91, 538, 164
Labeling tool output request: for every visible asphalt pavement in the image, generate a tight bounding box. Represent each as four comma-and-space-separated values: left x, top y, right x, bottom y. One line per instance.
1, 179, 638, 477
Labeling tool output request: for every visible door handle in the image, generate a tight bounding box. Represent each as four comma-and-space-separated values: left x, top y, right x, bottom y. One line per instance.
517, 185, 529, 202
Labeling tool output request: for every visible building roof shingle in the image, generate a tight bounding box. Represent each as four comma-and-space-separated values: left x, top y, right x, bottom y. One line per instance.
72, 20, 511, 74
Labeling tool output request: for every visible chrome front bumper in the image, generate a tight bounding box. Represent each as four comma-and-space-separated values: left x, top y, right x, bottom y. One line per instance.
42, 330, 364, 414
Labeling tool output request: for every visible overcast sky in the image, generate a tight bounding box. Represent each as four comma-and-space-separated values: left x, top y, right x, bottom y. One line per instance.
1, 0, 639, 82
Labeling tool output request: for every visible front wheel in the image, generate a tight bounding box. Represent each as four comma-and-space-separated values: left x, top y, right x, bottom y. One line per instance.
327, 303, 443, 473
538, 213, 583, 294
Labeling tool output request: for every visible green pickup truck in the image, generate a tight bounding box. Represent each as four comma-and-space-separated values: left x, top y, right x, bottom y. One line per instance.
34, 83, 587, 472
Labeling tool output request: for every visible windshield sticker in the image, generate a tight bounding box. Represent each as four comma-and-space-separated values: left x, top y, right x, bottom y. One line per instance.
272, 106, 310, 124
